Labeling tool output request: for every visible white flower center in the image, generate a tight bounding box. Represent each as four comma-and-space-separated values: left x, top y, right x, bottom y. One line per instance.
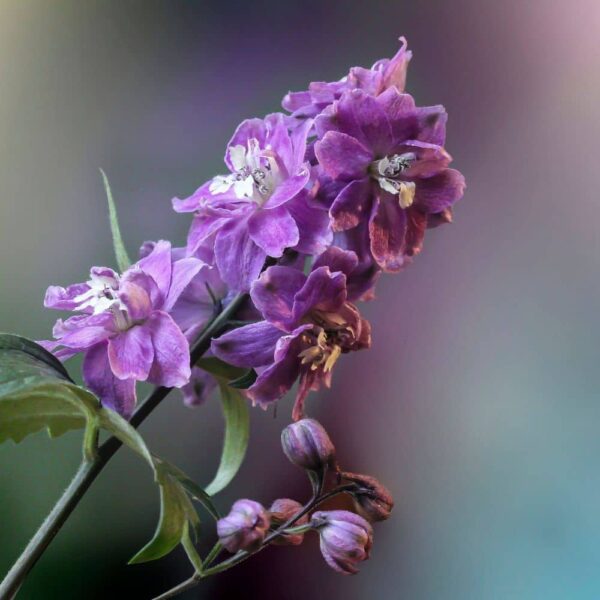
209, 139, 282, 205
370, 152, 416, 209
73, 272, 126, 316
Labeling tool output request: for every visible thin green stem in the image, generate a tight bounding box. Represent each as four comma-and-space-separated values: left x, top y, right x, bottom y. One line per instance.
202, 542, 223, 568
0, 293, 247, 600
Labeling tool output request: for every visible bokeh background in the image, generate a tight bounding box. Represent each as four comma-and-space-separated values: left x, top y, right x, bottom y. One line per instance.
1, 1, 599, 598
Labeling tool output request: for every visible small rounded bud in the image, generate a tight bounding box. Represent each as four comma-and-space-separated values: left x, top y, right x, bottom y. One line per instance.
281, 418, 336, 472
310, 510, 373, 575
217, 499, 270, 553
341, 471, 394, 522
269, 498, 308, 546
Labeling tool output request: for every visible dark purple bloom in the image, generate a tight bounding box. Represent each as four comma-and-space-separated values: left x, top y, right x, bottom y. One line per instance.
211, 249, 371, 419
269, 498, 308, 546
314, 87, 465, 271
217, 499, 271, 553
42, 241, 202, 417
281, 418, 336, 472
310, 510, 374, 575
283, 37, 412, 121
172, 113, 331, 291
180, 366, 218, 407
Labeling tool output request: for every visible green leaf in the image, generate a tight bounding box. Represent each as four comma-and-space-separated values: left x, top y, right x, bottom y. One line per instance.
228, 368, 257, 390
100, 168, 131, 273
204, 382, 250, 496
156, 458, 220, 520
0, 334, 98, 444
129, 461, 202, 564
196, 356, 246, 381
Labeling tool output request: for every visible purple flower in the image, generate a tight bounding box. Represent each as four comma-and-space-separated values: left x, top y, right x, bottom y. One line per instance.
314, 87, 465, 271
310, 510, 374, 575
172, 113, 331, 291
211, 248, 371, 420
217, 499, 271, 553
42, 241, 203, 417
179, 366, 218, 407
281, 418, 336, 472
283, 37, 412, 121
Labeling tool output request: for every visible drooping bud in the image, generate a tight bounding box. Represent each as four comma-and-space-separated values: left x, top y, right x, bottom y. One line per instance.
281, 418, 336, 472
217, 499, 270, 553
269, 498, 308, 546
341, 471, 394, 522
310, 510, 373, 575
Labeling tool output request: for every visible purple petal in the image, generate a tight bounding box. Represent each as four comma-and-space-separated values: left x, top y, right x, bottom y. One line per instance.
248, 206, 300, 257
118, 274, 156, 320
368, 194, 408, 272
285, 190, 333, 255
292, 267, 347, 322
414, 168, 466, 213
163, 257, 204, 312
107, 325, 154, 381
146, 311, 191, 388
212, 321, 282, 368
330, 178, 373, 231
44, 283, 91, 311
313, 247, 359, 277
172, 181, 212, 213
137, 239, 172, 300
263, 169, 310, 209
315, 131, 372, 181
289, 117, 313, 171
215, 218, 267, 292
83, 341, 137, 418
250, 266, 306, 330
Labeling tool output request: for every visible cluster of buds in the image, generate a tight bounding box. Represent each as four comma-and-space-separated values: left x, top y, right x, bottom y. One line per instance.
217, 418, 392, 575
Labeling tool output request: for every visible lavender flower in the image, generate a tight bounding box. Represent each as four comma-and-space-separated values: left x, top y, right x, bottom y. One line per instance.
281, 418, 336, 472
310, 510, 374, 575
283, 37, 412, 121
217, 499, 271, 553
211, 249, 371, 419
314, 87, 465, 271
42, 241, 202, 417
172, 113, 331, 291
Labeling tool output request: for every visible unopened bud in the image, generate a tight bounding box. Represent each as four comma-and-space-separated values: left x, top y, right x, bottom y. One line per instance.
281, 418, 336, 472
217, 499, 270, 553
341, 471, 394, 522
269, 498, 308, 546
310, 510, 373, 575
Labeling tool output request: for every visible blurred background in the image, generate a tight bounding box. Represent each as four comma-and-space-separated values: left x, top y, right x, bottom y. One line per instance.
1, 1, 599, 598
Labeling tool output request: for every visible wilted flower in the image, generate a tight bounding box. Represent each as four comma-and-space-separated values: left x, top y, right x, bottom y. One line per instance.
310, 510, 373, 575
281, 418, 336, 473
283, 37, 412, 121
269, 498, 308, 545
211, 250, 371, 419
41, 241, 201, 416
314, 87, 465, 271
341, 471, 394, 522
172, 113, 331, 291
217, 499, 271, 553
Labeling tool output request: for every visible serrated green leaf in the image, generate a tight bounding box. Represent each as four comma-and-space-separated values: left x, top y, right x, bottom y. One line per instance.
100, 169, 131, 273
228, 368, 257, 390
0, 334, 99, 444
204, 382, 250, 496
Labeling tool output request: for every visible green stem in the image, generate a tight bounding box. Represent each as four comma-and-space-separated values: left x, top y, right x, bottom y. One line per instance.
0, 293, 247, 600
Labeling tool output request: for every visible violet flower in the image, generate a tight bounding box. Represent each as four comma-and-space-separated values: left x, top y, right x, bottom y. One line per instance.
314, 87, 465, 271
211, 248, 371, 420
283, 37, 412, 121
180, 366, 218, 408
310, 510, 374, 575
42, 241, 202, 417
172, 113, 331, 291
217, 499, 271, 553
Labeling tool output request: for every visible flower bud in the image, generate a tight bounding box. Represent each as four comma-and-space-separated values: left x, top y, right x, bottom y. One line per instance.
341, 471, 394, 522
269, 498, 308, 546
217, 499, 270, 553
281, 418, 336, 472
310, 510, 373, 575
